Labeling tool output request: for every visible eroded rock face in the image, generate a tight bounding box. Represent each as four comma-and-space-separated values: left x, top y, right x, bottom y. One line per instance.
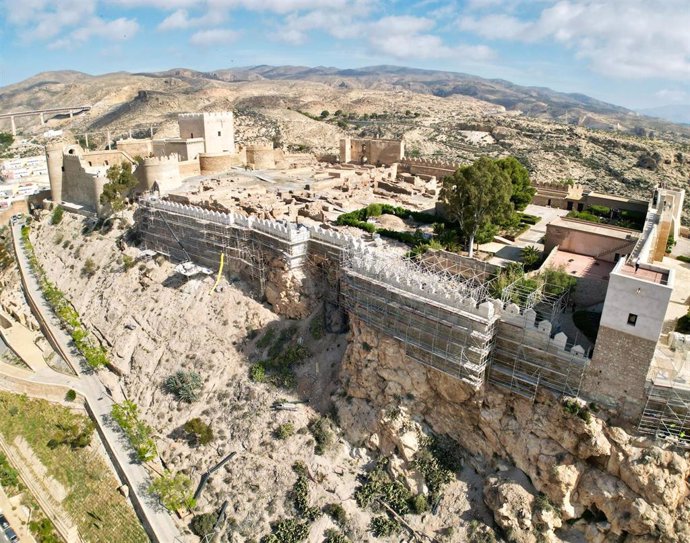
264, 258, 312, 319
339, 317, 690, 542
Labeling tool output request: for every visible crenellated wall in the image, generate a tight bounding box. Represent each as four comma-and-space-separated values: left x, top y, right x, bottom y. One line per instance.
134, 198, 654, 418
400, 157, 461, 179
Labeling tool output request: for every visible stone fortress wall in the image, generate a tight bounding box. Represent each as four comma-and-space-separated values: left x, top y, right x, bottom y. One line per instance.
136, 198, 600, 411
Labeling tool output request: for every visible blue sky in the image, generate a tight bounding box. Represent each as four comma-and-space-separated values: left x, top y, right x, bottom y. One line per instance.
1, 0, 688, 110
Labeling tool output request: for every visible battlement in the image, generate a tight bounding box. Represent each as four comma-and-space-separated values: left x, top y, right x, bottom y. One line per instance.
145, 198, 309, 243
401, 158, 461, 169
309, 226, 366, 250
490, 298, 588, 358
144, 154, 180, 165
178, 112, 234, 120
346, 248, 495, 322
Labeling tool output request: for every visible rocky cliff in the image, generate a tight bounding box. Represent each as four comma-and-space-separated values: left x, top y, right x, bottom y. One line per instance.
338, 317, 690, 543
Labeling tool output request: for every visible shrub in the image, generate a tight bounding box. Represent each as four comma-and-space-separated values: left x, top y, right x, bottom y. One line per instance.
190, 512, 217, 537
260, 518, 310, 543
413, 449, 453, 503
122, 254, 135, 270
521, 245, 541, 268
676, 312, 690, 334
148, 470, 196, 511
274, 422, 295, 440
29, 518, 60, 543
323, 503, 348, 527
47, 420, 94, 449
323, 529, 350, 543
308, 418, 332, 455
677, 255, 690, 264
165, 370, 203, 403
587, 205, 611, 217
65, 389, 77, 402
309, 313, 325, 340
567, 210, 599, 223
369, 516, 401, 537
410, 493, 428, 514
250, 363, 267, 382
355, 458, 412, 515
184, 417, 214, 445
562, 399, 593, 424
111, 400, 157, 461
82, 258, 97, 277
0, 452, 19, 488
257, 328, 275, 349
51, 206, 64, 225
291, 471, 320, 521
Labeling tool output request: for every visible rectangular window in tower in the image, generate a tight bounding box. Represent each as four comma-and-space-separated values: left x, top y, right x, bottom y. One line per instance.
627, 313, 638, 326
218, 131, 221, 136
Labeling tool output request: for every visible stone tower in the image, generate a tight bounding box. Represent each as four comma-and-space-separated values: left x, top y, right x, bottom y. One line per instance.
45, 143, 64, 204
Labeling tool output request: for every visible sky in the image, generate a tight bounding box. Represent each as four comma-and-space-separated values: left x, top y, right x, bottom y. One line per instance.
0, 0, 689, 110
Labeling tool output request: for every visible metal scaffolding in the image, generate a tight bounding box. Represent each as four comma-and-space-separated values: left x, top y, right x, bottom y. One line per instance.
340, 250, 496, 389
638, 381, 690, 446
488, 320, 589, 401
137, 203, 269, 296
500, 275, 571, 326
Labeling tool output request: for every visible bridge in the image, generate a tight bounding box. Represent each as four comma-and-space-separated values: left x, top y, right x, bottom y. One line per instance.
0, 105, 92, 135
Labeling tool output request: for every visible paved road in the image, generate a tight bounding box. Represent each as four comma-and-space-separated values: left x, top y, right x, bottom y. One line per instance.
7, 223, 183, 543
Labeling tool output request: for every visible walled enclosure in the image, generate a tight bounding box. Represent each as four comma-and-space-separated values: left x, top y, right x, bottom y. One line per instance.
545, 217, 639, 262
135, 198, 593, 406
340, 138, 405, 166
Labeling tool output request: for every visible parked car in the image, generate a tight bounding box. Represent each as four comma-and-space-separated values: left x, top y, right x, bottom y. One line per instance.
4, 526, 18, 542
0, 513, 8, 529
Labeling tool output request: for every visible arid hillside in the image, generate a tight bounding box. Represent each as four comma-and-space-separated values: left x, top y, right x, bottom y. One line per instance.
1, 67, 689, 219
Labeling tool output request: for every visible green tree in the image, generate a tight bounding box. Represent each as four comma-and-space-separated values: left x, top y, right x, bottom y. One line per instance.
148, 470, 196, 511
100, 162, 138, 217
0, 132, 14, 148
521, 245, 542, 268
440, 157, 513, 258
495, 156, 536, 211
320, 110, 330, 119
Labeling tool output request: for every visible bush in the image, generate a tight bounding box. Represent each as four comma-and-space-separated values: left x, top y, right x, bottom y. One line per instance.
567, 210, 599, 223
148, 470, 196, 511
165, 370, 203, 403
47, 419, 94, 449
308, 418, 333, 455
323, 528, 350, 543
355, 458, 412, 515
369, 516, 401, 537
521, 245, 541, 268
183, 417, 214, 445
410, 493, 428, 514
676, 312, 690, 334
111, 400, 157, 461
257, 328, 275, 349
250, 363, 267, 382
29, 518, 60, 543
190, 512, 217, 537
309, 313, 325, 340
0, 452, 19, 488
82, 258, 97, 277
677, 255, 690, 264
260, 518, 310, 543
65, 389, 77, 402
291, 471, 320, 521
323, 503, 348, 527
562, 399, 593, 424
587, 205, 611, 217
51, 206, 64, 225
274, 422, 295, 440
122, 255, 135, 270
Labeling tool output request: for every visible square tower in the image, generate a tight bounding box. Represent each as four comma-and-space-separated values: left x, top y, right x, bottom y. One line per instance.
178, 112, 234, 154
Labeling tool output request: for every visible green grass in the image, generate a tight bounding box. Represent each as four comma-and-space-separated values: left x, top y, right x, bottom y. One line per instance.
573, 311, 602, 343
0, 392, 148, 543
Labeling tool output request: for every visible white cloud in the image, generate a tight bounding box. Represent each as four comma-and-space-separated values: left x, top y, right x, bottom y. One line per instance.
49, 17, 140, 49
158, 8, 226, 30
655, 89, 689, 104
190, 28, 240, 46
459, 0, 690, 80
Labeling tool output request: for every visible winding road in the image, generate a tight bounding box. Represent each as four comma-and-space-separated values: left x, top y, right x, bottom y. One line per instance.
1, 223, 184, 543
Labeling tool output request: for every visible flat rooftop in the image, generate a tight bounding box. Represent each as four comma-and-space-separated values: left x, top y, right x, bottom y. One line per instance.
586, 191, 648, 205
549, 217, 640, 240
549, 250, 615, 280
618, 262, 670, 285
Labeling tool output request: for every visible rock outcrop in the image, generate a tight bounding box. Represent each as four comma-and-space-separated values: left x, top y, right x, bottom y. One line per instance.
339, 317, 690, 542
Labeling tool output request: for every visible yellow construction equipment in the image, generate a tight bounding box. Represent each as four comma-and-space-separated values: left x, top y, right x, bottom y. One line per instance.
209, 252, 224, 294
